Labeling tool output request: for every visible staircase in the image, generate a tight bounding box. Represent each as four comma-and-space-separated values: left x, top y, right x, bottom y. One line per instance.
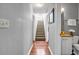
30, 20, 51, 55
35, 20, 45, 41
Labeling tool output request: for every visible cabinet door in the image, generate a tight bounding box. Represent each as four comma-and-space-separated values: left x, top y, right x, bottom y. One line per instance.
61, 37, 72, 55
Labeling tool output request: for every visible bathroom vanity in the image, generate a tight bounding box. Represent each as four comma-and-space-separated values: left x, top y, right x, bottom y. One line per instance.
60, 32, 73, 55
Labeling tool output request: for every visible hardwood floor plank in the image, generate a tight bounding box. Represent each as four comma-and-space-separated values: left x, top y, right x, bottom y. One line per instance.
30, 41, 51, 55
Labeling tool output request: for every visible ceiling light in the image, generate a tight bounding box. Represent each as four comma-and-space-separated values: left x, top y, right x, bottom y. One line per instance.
35, 3, 44, 7
61, 8, 64, 12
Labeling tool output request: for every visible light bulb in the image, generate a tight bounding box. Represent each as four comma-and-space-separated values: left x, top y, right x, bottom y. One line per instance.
35, 3, 44, 7
61, 8, 64, 12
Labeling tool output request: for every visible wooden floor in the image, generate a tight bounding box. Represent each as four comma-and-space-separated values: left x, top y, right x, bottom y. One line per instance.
30, 41, 51, 55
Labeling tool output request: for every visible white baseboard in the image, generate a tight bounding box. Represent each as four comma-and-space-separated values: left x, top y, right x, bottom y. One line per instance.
27, 44, 33, 55
48, 46, 53, 55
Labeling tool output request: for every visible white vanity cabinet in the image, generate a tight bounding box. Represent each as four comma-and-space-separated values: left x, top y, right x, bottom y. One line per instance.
61, 37, 72, 55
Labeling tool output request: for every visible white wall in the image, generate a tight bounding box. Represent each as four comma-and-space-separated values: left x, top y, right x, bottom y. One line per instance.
32, 14, 38, 41
43, 3, 61, 55
43, 14, 48, 42
22, 4, 33, 54
47, 4, 61, 55
0, 3, 33, 55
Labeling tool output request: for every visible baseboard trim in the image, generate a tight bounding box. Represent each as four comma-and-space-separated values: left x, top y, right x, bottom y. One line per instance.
27, 44, 33, 55
48, 46, 53, 55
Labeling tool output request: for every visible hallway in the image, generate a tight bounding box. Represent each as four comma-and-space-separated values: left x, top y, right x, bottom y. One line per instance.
30, 41, 51, 55
30, 15, 51, 55
0, 3, 61, 55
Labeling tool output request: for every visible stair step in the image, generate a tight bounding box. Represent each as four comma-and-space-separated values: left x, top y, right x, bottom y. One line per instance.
36, 32, 44, 34
37, 28, 44, 30
36, 33, 45, 35
37, 31, 44, 32
35, 37, 45, 40
37, 28, 44, 29
37, 30, 44, 32
35, 37, 45, 41
36, 35, 45, 37
37, 27, 44, 29
37, 24, 44, 26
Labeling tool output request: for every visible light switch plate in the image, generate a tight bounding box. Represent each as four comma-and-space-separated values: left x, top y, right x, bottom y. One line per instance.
0, 19, 9, 28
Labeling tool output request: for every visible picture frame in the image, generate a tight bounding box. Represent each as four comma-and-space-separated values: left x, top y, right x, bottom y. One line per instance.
49, 8, 55, 24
